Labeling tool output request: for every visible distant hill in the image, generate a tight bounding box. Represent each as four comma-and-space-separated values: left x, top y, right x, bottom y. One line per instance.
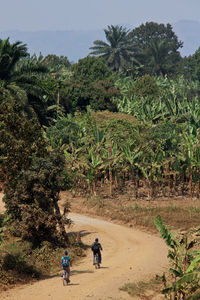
1, 20, 200, 61
0, 29, 105, 63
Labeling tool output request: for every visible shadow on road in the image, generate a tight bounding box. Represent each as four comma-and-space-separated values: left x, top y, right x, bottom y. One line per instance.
41, 273, 62, 279
71, 269, 94, 275
80, 230, 97, 238
68, 230, 96, 238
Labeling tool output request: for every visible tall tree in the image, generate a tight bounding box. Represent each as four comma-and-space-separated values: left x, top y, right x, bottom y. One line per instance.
89, 25, 137, 72
0, 97, 69, 246
129, 22, 183, 75
0, 38, 27, 81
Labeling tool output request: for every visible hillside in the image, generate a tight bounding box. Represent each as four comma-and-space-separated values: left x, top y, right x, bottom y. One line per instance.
1, 19, 200, 61
0, 29, 105, 63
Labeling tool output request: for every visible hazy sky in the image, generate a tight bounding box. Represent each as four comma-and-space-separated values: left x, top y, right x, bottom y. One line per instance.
1, 0, 200, 31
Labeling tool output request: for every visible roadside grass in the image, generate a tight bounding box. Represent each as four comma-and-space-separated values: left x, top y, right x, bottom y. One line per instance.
120, 276, 163, 298
81, 195, 200, 233
0, 232, 86, 290
68, 195, 200, 233
117, 204, 200, 231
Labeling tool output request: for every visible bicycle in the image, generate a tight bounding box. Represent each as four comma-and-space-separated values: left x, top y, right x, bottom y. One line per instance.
62, 268, 70, 286
94, 253, 100, 269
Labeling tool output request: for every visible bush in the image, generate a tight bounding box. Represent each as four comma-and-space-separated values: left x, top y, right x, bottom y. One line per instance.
129, 74, 160, 100
61, 79, 119, 113
3, 253, 40, 277
71, 56, 112, 83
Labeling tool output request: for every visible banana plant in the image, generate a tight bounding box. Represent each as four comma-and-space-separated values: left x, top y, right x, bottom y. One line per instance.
81, 147, 104, 195
154, 215, 200, 299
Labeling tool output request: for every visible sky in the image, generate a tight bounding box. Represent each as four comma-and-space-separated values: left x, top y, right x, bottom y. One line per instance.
1, 0, 200, 32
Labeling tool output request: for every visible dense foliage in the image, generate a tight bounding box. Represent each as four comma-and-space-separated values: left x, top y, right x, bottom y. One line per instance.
129, 22, 183, 75
1, 19, 200, 293
90, 25, 137, 72
155, 216, 200, 299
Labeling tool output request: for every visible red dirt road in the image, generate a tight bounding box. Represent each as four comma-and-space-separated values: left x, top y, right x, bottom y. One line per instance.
0, 209, 168, 300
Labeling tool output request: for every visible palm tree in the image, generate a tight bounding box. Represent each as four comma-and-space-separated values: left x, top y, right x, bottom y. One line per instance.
147, 40, 173, 75
0, 38, 53, 125
89, 25, 137, 72
0, 38, 27, 81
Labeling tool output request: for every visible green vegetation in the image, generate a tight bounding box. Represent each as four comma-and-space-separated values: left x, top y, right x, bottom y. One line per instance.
154, 216, 200, 299
45, 105, 200, 201
1, 20, 200, 297
89, 25, 137, 72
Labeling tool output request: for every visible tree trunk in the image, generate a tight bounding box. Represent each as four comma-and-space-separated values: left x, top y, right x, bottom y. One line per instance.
93, 180, 96, 196
114, 172, 118, 189
109, 164, 112, 196
197, 175, 200, 199
189, 170, 193, 198
53, 193, 68, 243
168, 175, 171, 196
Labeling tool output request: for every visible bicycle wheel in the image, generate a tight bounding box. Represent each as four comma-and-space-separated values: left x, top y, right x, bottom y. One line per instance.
63, 275, 67, 286
62, 271, 68, 286
94, 254, 98, 269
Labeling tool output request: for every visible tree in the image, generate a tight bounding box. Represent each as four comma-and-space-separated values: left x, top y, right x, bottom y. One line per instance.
0, 38, 27, 81
71, 56, 112, 82
147, 39, 175, 75
0, 97, 69, 246
0, 38, 55, 126
177, 47, 200, 85
129, 22, 183, 75
15, 53, 57, 126
0, 97, 47, 187
43, 54, 71, 74
60, 79, 119, 113
4, 152, 70, 246
89, 25, 137, 72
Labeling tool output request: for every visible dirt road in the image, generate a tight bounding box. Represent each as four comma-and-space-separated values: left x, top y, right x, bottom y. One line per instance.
1, 211, 168, 300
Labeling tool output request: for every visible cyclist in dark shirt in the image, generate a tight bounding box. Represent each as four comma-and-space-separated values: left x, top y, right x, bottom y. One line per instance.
91, 238, 103, 265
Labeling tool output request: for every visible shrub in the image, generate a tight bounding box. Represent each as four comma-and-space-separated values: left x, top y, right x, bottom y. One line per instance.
129, 74, 160, 100
3, 253, 40, 277
71, 56, 112, 83
61, 79, 119, 113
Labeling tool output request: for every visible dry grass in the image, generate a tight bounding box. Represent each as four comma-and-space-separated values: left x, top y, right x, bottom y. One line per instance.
92, 110, 138, 124
0, 232, 85, 290
120, 276, 163, 299
65, 184, 200, 233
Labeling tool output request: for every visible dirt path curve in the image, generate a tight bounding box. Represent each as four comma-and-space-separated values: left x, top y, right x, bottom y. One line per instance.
1, 212, 168, 300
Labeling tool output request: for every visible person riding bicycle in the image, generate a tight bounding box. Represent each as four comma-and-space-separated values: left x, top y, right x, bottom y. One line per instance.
91, 238, 103, 265
61, 250, 71, 282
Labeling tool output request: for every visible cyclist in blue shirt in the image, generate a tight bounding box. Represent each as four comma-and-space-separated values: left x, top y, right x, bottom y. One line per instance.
61, 250, 71, 282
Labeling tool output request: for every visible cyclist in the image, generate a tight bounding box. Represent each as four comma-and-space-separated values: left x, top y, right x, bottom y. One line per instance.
61, 250, 71, 282
91, 238, 103, 266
